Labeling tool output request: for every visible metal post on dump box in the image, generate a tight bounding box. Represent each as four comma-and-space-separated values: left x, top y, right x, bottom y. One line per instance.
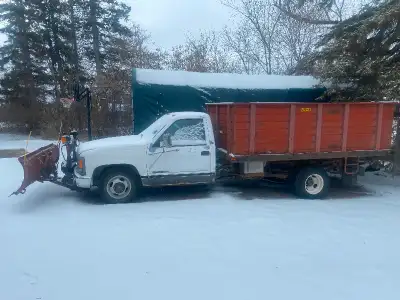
73, 84, 92, 141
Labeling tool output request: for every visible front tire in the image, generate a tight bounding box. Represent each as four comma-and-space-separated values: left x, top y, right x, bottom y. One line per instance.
100, 171, 137, 204
294, 167, 330, 199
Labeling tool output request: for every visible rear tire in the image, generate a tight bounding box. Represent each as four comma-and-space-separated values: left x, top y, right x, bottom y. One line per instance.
100, 170, 138, 204
294, 167, 330, 199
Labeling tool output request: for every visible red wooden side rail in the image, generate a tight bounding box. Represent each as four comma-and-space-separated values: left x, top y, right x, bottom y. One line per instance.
206, 102, 396, 157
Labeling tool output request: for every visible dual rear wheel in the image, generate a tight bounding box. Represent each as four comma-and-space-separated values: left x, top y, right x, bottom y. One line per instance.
293, 167, 330, 199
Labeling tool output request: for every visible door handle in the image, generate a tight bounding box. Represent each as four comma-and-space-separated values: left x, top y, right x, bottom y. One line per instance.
201, 151, 210, 156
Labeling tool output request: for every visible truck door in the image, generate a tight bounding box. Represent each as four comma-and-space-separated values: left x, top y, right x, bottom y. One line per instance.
147, 117, 213, 183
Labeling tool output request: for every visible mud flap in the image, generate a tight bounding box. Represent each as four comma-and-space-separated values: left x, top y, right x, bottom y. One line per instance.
10, 143, 60, 196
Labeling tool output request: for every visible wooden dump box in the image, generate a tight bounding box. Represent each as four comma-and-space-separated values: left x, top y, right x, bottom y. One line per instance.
206, 102, 396, 160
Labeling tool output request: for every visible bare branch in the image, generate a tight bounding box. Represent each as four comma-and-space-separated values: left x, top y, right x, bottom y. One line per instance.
274, 2, 340, 25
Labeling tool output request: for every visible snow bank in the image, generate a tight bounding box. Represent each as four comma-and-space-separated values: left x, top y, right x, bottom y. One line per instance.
0, 134, 55, 151
135, 68, 322, 90
358, 171, 400, 196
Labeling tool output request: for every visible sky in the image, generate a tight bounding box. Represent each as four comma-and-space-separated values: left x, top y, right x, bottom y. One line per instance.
127, 0, 233, 49
0, 0, 233, 49
0, 0, 370, 50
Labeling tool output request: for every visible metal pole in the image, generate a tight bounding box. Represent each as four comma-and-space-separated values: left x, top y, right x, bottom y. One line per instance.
87, 88, 92, 141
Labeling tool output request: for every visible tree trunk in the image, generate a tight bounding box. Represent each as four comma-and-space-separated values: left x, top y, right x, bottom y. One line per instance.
89, 0, 101, 74
68, 0, 81, 83
15, 1, 36, 127
50, 5, 66, 100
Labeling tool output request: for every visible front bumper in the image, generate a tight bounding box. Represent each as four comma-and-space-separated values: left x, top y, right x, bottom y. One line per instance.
74, 169, 92, 189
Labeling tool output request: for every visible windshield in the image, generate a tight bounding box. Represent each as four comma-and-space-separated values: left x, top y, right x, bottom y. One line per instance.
139, 114, 171, 139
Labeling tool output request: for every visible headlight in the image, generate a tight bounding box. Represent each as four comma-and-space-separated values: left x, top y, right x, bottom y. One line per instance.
75, 156, 86, 176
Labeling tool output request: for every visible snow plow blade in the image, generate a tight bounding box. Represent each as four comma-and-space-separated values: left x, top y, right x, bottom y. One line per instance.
10, 143, 60, 196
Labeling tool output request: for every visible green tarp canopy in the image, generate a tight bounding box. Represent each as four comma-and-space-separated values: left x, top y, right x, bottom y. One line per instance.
132, 68, 327, 134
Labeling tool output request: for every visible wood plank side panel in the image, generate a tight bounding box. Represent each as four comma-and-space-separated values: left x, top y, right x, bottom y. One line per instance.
227, 104, 232, 154
375, 103, 383, 150
232, 104, 250, 155
232, 105, 237, 153
207, 102, 396, 156
342, 104, 350, 151
347, 104, 377, 151
316, 104, 323, 152
215, 105, 219, 136
214, 106, 228, 151
293, 104, 317, 153
249, 103, 256, 154
321, 104, 344, 152
289, 104, 296, 153
254, 104, 290, 154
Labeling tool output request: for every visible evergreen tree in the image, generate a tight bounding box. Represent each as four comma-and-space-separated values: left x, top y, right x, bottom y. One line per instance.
67, 0, 85, 84
81, 0, 132, 75
296, 0, 400, 101
0, 0, 51, 130
0, 0, 165, 134
275, 0, 380, 25
36, 0, 77, 102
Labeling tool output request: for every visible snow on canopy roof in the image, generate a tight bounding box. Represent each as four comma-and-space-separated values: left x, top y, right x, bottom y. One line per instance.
134, 68, 322, 90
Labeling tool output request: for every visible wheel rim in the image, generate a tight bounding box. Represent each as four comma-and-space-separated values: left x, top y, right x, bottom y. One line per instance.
106, 175, 132, 199
304, 174, 324, 195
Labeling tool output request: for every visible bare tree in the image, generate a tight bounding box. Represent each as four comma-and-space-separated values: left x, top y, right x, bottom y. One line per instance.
105, 23, 167, 71
168, 31, 241, 73
275, 3, 328, 73
83, 23, 168, 137
222, 22, 257, 74
221, 0, 328, 74
221, 0, 283, 74
274, 0, 375, 25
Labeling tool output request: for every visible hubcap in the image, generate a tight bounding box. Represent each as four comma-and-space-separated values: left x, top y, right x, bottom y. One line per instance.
305, 174, 324, 195
106, 175, 132, 199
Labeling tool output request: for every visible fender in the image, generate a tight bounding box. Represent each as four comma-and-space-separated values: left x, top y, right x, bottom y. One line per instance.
92, 164, 141, 187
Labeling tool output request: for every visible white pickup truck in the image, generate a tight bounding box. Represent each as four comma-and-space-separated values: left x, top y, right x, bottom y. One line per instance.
74, 111, 217, 203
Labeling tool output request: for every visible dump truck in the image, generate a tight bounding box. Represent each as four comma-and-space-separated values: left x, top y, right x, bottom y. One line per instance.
11, 101, 396, 204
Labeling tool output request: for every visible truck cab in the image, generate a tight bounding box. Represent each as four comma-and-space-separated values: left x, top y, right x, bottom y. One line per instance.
74, 112, 216, 203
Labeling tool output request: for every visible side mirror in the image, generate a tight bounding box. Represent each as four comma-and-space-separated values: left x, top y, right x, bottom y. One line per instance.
161, 133, 172, 148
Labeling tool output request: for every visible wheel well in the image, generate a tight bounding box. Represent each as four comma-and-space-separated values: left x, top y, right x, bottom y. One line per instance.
92, 164, 141, 187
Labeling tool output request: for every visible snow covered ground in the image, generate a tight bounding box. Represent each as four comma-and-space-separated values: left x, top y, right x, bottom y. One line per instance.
0, 133, 56, 151
1, 134, 400, 300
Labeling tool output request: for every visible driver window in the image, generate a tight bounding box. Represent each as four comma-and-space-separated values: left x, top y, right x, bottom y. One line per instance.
156, 118, 206, 147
